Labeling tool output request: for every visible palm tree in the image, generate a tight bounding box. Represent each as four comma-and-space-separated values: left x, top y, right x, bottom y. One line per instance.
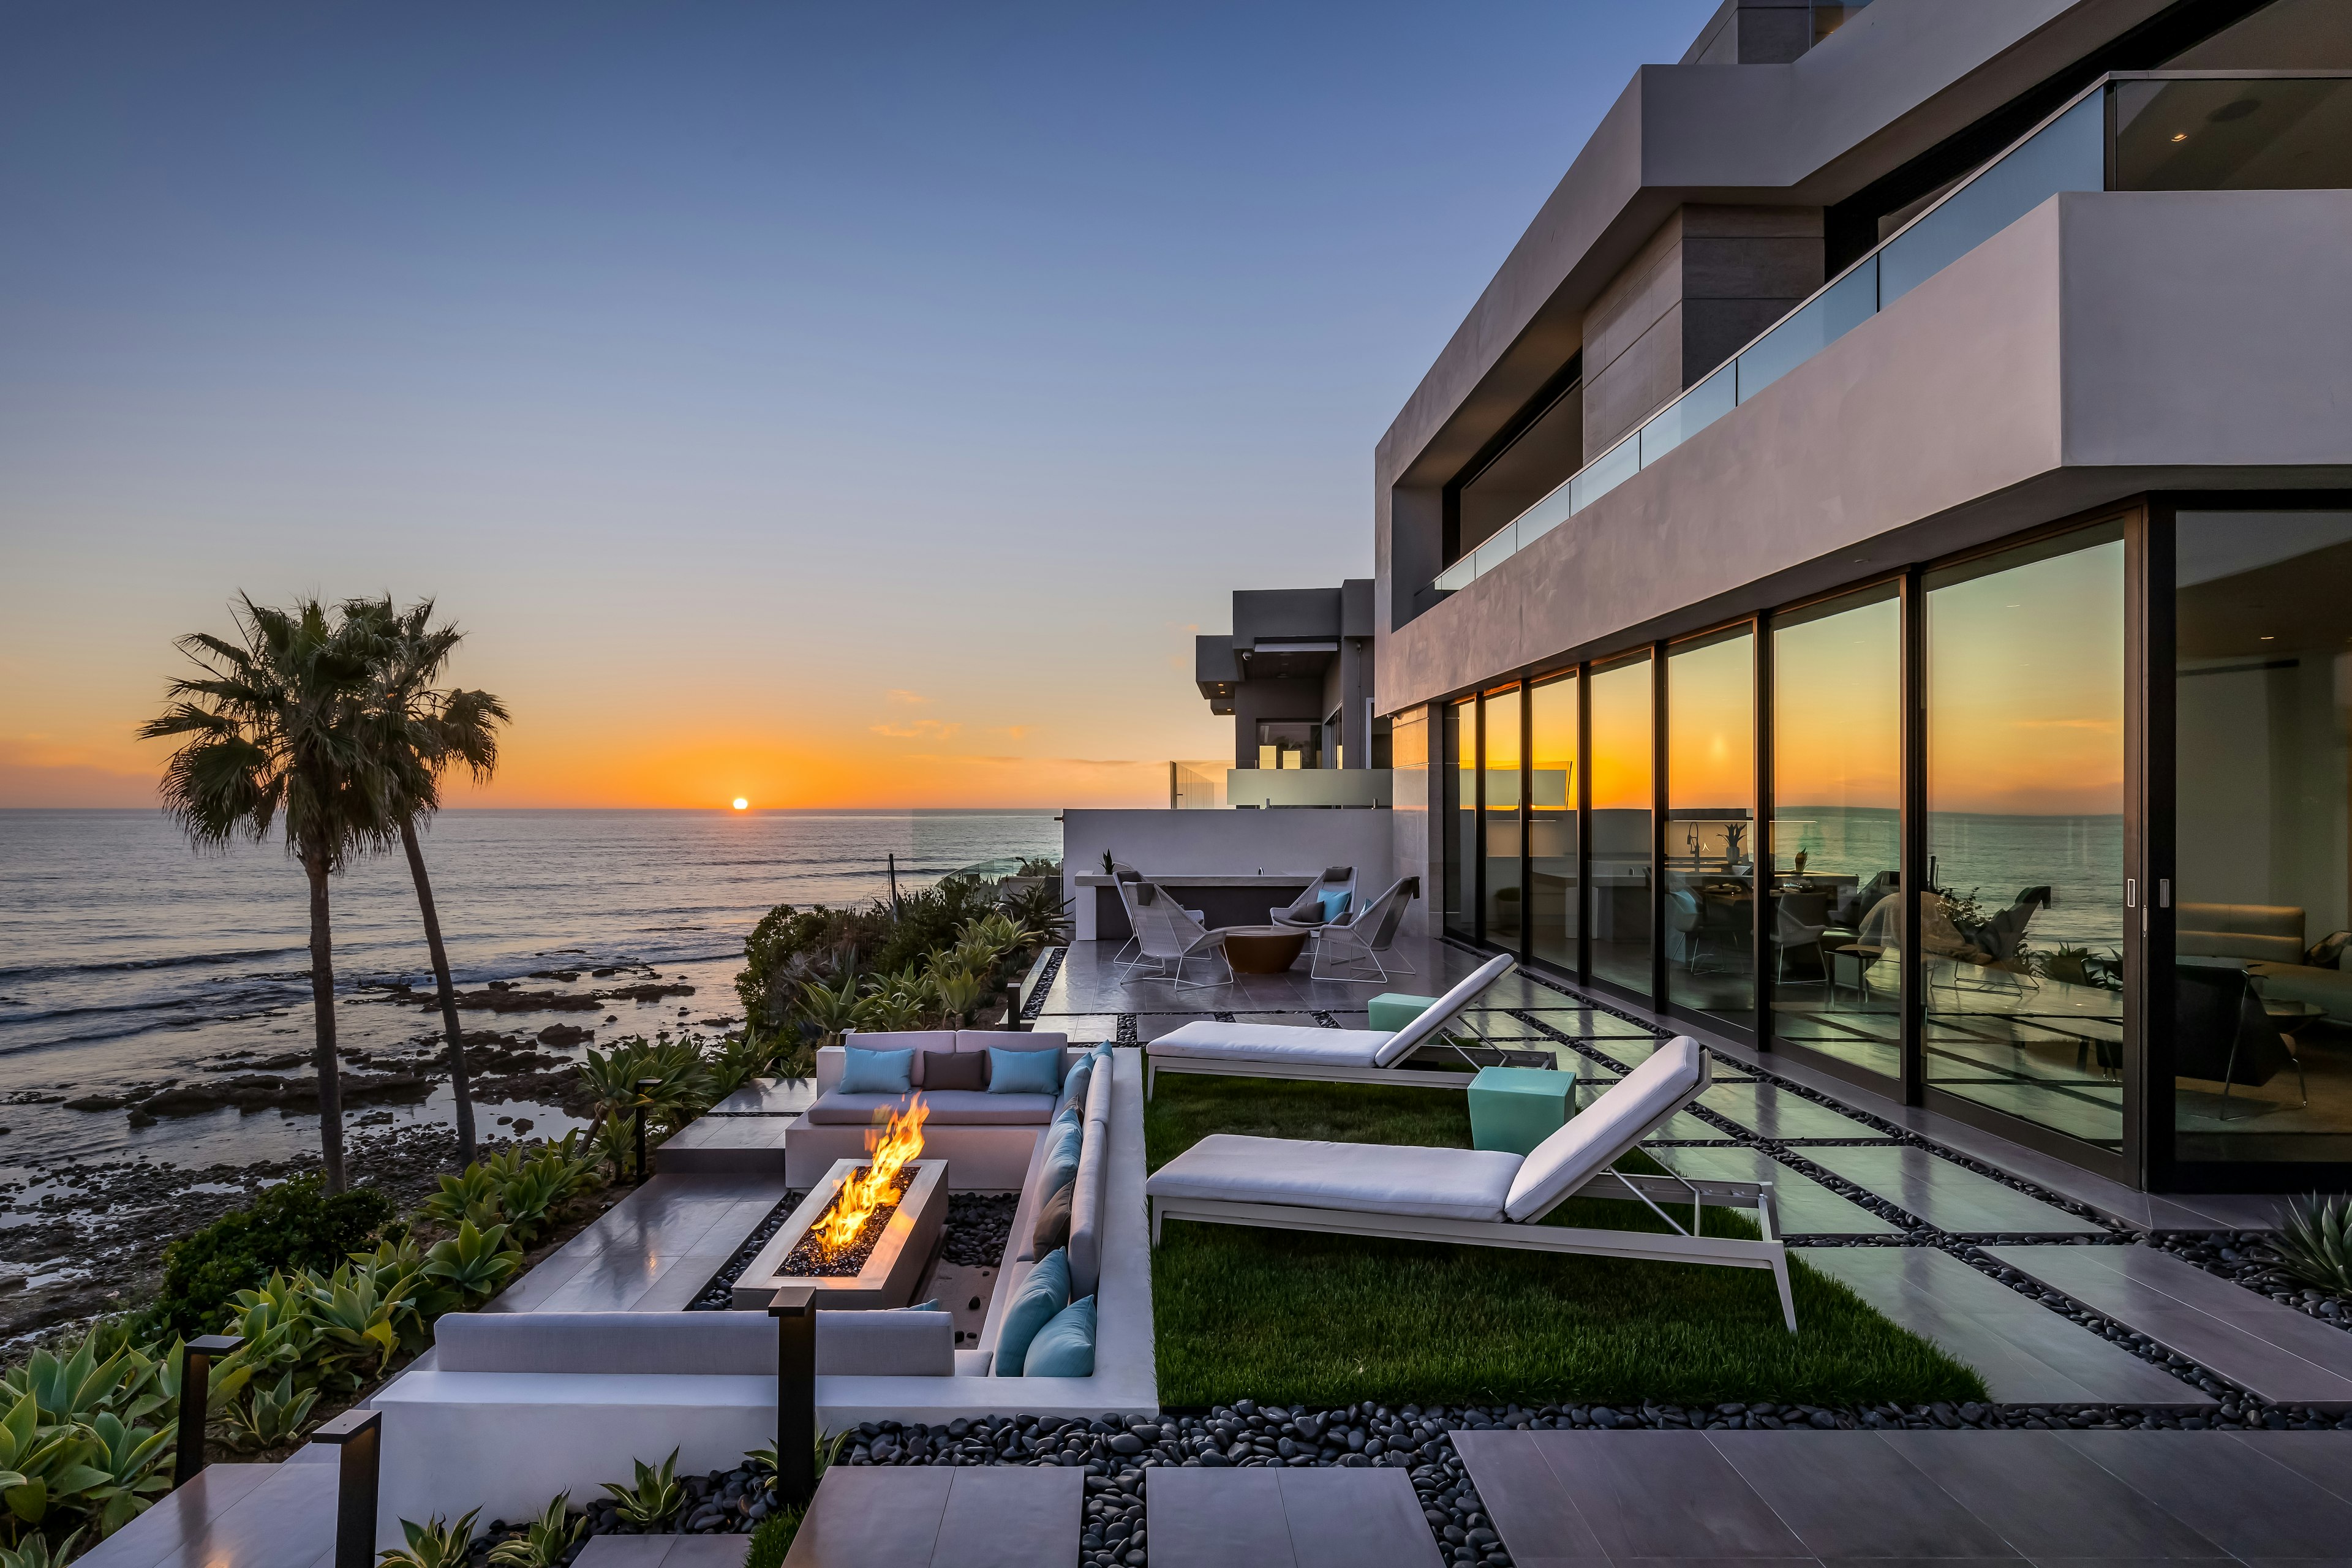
348, 597, 508, 1166
142, 597, 393, 1192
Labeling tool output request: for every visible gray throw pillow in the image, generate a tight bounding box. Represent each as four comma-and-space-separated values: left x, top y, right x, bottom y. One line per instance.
1031, 1180, 1073, 1255
922, 1050, 987, 1091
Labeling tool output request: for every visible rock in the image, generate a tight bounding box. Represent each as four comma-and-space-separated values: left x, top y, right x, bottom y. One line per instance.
63, 1095, 127, 1112
537, 1024, 595, 1047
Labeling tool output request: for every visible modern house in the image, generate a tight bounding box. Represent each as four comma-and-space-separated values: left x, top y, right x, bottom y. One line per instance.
1376, 0, 2352, 1194
1185, 579, 1390, 807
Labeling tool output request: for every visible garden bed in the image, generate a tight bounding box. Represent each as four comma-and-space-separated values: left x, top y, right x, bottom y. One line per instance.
1142, 1075, 1987, 1409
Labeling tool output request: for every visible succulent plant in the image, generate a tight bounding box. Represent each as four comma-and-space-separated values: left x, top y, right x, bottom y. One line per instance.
2275, 1193, 2352, 1294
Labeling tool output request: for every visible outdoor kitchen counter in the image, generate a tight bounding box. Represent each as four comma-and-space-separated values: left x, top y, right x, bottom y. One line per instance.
1072, 872, 1313, 942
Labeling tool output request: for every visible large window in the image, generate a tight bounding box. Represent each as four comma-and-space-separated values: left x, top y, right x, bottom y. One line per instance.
1529, 674, 1580, 970
1771, 584, 1903, 1080
1923, 526, 2127, 1150
1483, 687, 1525, 952
2172, 510, 2352, 1165
1665, 627, 1755, 1026
1588, 653, 1655, 997
1442, 698, 1476, 941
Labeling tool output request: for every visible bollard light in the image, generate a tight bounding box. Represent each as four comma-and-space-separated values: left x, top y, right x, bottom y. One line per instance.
633, 1077, 661, 1183
768, 1286, 818, 1507
173, 1333, 244, 1488
313, 1407, 382, 1568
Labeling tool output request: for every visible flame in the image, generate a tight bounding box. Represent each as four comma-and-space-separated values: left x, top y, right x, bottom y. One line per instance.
816, 1095, 928, 1252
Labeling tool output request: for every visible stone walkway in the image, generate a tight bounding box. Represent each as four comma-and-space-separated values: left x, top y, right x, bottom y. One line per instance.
1453, 1427, 2352, 1566
74, 1450, 337, 1568
1147, 1466, 1441, 1568
782, 1464, 1082, 1567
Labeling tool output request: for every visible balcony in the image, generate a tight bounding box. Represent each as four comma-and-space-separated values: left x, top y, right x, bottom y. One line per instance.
1430, 72, 2352, 598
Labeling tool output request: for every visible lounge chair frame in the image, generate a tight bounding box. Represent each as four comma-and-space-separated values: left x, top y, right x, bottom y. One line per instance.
1145, 1047, 1800, 1331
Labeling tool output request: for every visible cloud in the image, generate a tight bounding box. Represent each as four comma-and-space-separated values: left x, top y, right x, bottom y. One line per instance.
884, 689, 928, 706
992, 725, 1036, 741
870, 719, 961, 739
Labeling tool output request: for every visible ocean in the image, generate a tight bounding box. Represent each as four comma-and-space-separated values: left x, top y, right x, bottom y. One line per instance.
0, 809, 1062, 1178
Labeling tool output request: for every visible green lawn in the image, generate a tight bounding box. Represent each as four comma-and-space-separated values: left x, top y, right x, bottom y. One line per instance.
1144, 1073, 1988, 1409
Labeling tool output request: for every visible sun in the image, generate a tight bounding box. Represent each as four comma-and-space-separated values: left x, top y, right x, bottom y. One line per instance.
731, 797, 748, 812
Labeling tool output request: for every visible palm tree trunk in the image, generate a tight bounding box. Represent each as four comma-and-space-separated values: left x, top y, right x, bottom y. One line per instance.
304, 853, 348, 1193
402, 818, 477, 1164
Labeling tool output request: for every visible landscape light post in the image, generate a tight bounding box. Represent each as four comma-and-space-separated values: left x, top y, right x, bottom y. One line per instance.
633, 1077, 660, 1183
769, 1287, 818, 1507
172, 1333, 244, 1488
312, 1408, 382, 1568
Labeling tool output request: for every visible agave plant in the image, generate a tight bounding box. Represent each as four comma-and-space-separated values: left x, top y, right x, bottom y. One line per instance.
0, 1389, 110, 1532
1000, 881, 1072, 944
486, 1493, 584, 1568
380, 1508, 482, 1568
301, 1262, 417, 1387
0, 1528, 81, 1568
601, 1449, 683, 1531
421, 1220, 522, 1301
851, 985, 927, 1033
929, 965, 993, 1027
417, 1166, 504, 1232
2275, 1193, 2352, 1293
224, 1371, 318, 1455
794, 972, 861, 1052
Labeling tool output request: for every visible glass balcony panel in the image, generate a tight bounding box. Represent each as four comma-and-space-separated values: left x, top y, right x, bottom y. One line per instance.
1472, 525, 1518, 577
1515, 478, 1578, 549
2114, 77, 2352, 192
1638, 363, 1737, 467
1880, 91, 2104, 308
1567, 432, 1640, 515
1433, 556, 1478, 593
1735, 257, 1879, 402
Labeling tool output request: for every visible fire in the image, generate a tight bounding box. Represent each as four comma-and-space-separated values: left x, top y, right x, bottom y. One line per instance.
816, 1095, 929, 1252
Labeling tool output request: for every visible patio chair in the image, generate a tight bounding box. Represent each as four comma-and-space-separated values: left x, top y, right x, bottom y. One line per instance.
1145, 952, 1513, 1094
1109, 868, 1204, 975
1145, 1034, 1796, 1332
1270, 865, 1357, 930
1305, 874, 1420, 982
1120, 881, 1233, 992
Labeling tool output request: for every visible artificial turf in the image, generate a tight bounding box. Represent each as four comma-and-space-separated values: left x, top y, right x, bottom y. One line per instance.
1144, 1073, 1989, 1410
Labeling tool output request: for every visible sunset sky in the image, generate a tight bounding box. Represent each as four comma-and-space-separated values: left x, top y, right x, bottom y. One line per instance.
0, 1, 1719, 810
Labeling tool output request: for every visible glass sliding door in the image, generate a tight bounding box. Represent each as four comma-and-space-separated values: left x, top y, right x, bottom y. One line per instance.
1483, 687, 1526, 953
2171, 509, 2352, 1166
1588, 653, 1655, 998
1529, 673, 1580, 971
1770, 584, 1903, 1080
1665, 627, 1757, 1027
1442, 697, 1477, 941
1924, 525, 2127, 1150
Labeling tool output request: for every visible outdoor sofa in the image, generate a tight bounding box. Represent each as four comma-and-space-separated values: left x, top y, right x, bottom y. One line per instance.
785, 1028, 1080, 1189
1144, 1035, 1797, 1331
1144, 952, 1518, 1095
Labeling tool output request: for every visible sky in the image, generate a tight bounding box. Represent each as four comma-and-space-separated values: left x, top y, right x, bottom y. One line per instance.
0, 0, 1722, 810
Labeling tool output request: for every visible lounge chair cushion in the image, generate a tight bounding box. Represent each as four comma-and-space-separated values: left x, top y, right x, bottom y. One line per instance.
806, 1090, 1055, 1126
1147, 1024, 1390, 1068
1504, 1035, 1703, 1223
1145, 1133, 1520, 1223
1374, 953, 1515, 1065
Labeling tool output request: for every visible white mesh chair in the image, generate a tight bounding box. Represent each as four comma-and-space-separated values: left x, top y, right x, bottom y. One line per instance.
1121, 881, 1233, 992
1305, 875, 1419, 982
1144, 1035, 1795, 1330
1146, 952, 1513, 1093
1270, 865, 1357, 930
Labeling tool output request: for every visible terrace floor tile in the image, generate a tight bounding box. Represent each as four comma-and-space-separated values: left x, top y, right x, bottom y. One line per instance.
1652, 1146, 1898, 1235
1697, 1082, 1891, 1142
1798, 1147, 2106, 1236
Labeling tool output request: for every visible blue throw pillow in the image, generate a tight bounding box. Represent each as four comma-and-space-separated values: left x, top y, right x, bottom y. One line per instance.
993, 1248, 1071, 1375
1058, 1058, 1093, 1114
1319, 889, 1351, 923
1022, 1294, 1096, 1378
987, 1046, 1062, 1096
839, 1046, 914, 1095
1039, 1118, 1083, 1199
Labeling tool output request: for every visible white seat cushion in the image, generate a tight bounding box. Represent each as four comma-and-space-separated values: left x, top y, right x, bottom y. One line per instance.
1504, 1035, 1703, 1223
1376, 952, 1515, 1065
1145, 1133, 1520, 1223
806, 1089, 1055, 1126
1147, 1022, 1389, 1068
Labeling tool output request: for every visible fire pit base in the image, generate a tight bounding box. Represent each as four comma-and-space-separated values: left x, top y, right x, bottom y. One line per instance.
731, 1158, 948, 1310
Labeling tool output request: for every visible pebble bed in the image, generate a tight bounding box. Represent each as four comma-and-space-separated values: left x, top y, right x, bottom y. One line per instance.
2154, 1229, 2352, 1334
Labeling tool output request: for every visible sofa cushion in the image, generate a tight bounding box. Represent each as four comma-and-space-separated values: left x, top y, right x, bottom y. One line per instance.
844, 1031, 957, 1088
839, 1047, 914, 1096
1022, 1295, 1096, 1378
806, 1090, 1055, 1126
989, 1046, 1063, 1095
2177, 903, 2308, 966
959, 1030, 1065, 1054
993, 1248, 1071, 1375
922, 1050, 987, 1092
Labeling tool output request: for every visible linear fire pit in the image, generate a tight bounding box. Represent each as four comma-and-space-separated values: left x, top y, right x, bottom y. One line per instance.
731, 1157, 948, 1310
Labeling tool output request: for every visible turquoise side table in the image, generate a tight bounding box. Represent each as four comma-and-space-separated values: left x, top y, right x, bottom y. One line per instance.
1368, 992, 1440, 1033
1468, 1065, 1579, 1156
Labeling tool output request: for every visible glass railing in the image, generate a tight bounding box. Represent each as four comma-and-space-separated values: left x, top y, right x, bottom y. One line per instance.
1430, 72, 2352, 598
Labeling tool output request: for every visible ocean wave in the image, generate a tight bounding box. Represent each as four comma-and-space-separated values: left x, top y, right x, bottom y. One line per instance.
0, 947, 300, 986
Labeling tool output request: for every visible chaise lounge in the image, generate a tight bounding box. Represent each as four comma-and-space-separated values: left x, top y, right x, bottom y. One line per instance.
1144, 1035, 1797, 1330
1144, 952, 1518, 1095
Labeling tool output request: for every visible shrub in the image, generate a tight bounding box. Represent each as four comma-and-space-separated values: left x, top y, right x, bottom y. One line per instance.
2277, 1193, 2352, 1293
743, 1509, 799, 1568
149, 1176, 392, 1340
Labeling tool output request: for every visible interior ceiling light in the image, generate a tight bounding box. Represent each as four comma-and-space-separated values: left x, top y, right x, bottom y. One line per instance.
2173, 132, 2188, 142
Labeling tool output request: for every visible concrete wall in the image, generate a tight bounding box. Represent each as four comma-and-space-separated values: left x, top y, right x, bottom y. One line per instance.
1379, 190, 2352, 714
1061, 809, 1395, 907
